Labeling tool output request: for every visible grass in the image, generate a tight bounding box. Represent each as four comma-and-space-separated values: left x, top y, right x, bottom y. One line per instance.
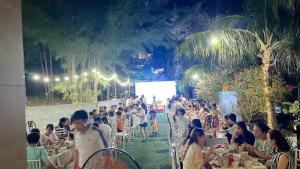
124, 113, 171, 169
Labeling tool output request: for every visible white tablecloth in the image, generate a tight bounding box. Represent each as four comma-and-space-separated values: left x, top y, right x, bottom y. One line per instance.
205, 137, 228, 147
49, 148, 74, 167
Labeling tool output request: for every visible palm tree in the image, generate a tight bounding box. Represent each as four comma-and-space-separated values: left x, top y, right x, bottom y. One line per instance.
178, 0, 300, 129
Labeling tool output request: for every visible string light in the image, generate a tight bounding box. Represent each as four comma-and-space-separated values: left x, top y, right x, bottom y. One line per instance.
54, 77, 60, 82
83, 72, 88, 76
28, 70, 130, 86
64, 76, 70, 81
32, 74, 40, 81
43, 77, 50, 83
100, 74, 115, 81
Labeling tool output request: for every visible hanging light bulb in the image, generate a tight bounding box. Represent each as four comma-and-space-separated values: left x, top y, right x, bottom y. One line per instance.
83, 72, 88, 76
43, 77, 50, 83
192, 74, 199, 80
54, 77, 60, 82
32, 74, 40, 81
64, 76, 70, 81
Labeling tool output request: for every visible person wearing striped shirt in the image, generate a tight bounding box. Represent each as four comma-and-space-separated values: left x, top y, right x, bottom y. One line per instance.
55, 117, 68, 139
266, 130, 294, 169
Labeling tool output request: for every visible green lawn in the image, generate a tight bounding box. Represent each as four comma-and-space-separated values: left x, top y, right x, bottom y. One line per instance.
124, 113, 171, 169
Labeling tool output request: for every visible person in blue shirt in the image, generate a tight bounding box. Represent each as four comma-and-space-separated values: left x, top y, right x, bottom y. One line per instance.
27, 132, 62, 169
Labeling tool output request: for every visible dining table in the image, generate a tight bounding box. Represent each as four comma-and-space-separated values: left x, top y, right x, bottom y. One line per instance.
49, 147, 74, 167
209, 146, 267, 169
44, 140, 75, 167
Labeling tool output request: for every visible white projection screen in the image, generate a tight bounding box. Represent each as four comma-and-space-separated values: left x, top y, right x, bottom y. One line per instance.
135, 81, 176, 104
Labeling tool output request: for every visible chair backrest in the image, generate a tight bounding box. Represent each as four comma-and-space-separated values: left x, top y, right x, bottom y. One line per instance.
27, 121, 36, 132
27, 160, 41, 169
82, 148, 141, 169
295, 149, 300, 169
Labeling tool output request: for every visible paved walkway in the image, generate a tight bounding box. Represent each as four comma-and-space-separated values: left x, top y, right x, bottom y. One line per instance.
125, 113, 171, 169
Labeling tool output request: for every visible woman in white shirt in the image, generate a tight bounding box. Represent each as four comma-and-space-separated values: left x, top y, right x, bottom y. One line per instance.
41, 124, 58, 144
183, 128, 214, 169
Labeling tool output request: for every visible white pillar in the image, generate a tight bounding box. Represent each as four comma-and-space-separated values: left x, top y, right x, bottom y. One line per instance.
0, 0, 26, 168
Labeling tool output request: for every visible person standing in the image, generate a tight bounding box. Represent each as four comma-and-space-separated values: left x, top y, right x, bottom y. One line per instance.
211, 103, 220, 129
72, 110, 108, 169
137, 103, 148, 142
99, 116, 112, 147
141, 94, 147, 104
149, 105, 158, 137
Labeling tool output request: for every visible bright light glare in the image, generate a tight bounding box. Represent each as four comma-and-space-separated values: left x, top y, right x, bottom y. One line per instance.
91, 68, 97, 73
135, 81, 176, 104
209, 37, 219, 45
64, 76, 70, 81
54, 77, 60, 82
74, 75, 78, 79
192, 74, 199, 80
83, 72, 88, 76
32, 74, 40, 81
43, 77, 50, 82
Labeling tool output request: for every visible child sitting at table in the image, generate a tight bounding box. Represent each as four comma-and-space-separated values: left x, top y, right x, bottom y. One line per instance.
27, 132, 62, 169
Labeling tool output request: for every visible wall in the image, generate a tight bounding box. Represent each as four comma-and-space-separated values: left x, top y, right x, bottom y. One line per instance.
0, 0, 26, 168
25, 99, 125, 132
26, 103, 98, 131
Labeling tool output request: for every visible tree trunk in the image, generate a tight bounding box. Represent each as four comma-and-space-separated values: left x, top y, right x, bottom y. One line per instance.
71, 56, 78, 103
39, 44, 45, 100
43, 45, 50, 99
262, 48, 278, 129
49, 48, 53, 100
107, 84, 110, 100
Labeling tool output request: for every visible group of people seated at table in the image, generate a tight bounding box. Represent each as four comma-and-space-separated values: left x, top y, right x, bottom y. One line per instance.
167, 96, 294, 169
26, 95, 159, 169
26, 117, 72, 169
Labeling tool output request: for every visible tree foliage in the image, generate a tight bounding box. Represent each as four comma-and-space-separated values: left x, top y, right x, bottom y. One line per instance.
231, 67, 288, 122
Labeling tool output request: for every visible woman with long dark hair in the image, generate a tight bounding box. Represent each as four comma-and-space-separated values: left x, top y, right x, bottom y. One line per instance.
179, 119, 202, 162
183, 119, 202, 145
137, 103, 148, 142
183, 128, 214, 169
230, 121, 255, 145
266, 130, 294, 169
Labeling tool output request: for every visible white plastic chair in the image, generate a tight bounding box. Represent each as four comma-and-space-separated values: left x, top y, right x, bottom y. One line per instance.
115, 132, 130, 149
27, 159, 41, 169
